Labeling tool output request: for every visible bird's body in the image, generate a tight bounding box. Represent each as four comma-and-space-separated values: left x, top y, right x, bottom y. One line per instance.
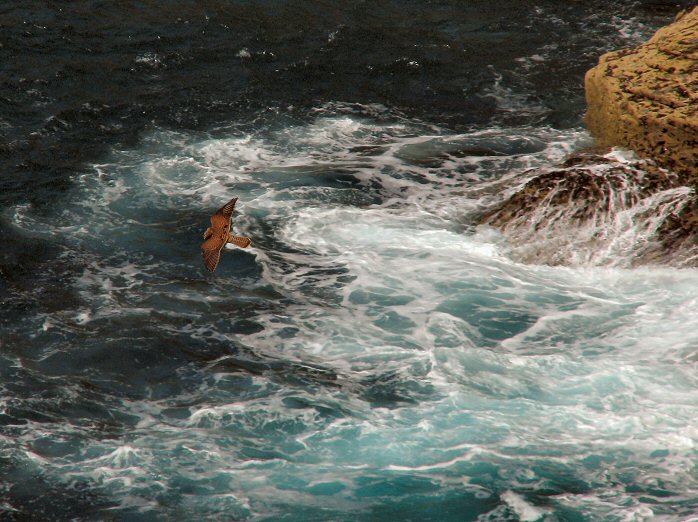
201, 197, 251, 272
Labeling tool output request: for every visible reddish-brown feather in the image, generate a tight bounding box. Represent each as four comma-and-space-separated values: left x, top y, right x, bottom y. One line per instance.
202, 197, 243, 272
210, 197, 237, 229
201, 236, 225, 272
229, 235, 251, 248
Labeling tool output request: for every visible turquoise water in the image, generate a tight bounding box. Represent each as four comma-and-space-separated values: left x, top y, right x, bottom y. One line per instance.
5, 114, 698, 520
2, 2, 698, 520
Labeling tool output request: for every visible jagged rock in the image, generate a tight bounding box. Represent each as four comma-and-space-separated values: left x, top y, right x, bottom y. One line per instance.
584, 7, 698, 182
478, 151, 698, 267
477, 9, 698, 267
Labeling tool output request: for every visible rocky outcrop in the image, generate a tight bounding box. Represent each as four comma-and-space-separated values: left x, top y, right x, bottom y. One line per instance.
476, 9, 698, 268
479, 150, 698, 267
584, 7, 698, 182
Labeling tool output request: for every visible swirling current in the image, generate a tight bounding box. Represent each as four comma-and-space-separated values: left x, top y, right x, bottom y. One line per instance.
2, 1, 698, 520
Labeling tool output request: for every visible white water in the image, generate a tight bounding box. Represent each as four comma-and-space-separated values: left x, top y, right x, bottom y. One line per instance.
5, 112, 698, 520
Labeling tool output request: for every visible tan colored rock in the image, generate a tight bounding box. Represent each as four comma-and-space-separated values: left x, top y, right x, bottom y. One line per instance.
476, 10, 698, 267
585, 7, 698, 181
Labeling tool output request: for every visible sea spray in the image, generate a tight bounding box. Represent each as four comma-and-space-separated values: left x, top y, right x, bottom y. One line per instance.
480, 149, 697, 267
5, 111, 698, 519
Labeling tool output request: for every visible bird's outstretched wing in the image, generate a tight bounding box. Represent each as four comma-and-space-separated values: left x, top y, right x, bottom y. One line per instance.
210, 197, 238, 230
202, 197, 242, 272
229, 235, 251, 248
201, 235, 226, 272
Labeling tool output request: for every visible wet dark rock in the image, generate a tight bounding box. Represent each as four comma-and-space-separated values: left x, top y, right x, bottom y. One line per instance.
481, 7, 698, 268
478, 150, 698, 267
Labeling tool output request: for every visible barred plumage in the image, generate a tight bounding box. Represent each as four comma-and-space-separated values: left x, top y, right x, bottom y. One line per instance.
201, 197, 251, 272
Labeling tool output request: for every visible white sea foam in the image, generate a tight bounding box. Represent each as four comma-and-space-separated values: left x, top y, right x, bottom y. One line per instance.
5, 107, 698, 519
501, 490, 548, 521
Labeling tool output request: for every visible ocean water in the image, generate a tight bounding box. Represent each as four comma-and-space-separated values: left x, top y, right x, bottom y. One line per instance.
2, 2, 698, 521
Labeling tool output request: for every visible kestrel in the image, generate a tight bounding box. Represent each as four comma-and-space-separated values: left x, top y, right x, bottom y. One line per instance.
201, 197, 251, 272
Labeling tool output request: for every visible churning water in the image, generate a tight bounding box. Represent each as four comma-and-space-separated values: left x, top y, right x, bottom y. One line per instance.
2, 1, 698, 520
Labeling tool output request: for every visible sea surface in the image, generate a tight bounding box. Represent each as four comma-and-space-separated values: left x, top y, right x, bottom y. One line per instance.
2, 1, 698, 520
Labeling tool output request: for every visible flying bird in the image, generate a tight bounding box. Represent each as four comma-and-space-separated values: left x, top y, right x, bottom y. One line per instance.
201, 197, 251, 272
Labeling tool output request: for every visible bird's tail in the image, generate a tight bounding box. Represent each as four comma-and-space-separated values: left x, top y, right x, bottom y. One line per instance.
228, 235, 251, 248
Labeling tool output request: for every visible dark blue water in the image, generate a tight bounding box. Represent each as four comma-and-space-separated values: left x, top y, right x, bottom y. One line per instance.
2, 2, 698, 521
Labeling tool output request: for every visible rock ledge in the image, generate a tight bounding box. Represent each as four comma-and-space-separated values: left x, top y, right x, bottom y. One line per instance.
584, 7, 698, 181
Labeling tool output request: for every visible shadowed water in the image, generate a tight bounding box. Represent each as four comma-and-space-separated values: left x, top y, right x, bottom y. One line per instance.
2, 1, 698, 521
